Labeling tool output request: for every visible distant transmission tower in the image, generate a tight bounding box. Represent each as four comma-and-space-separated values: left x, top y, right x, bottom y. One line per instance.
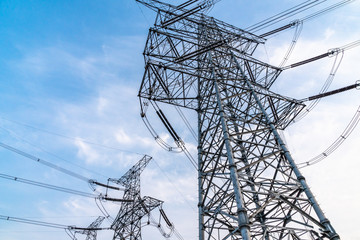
135, 0, 351, 239
72, 216, 105, 240
109, 155, 163, 240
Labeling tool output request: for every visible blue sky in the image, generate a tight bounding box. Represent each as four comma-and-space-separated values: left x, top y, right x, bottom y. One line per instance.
0, 0, 359, 239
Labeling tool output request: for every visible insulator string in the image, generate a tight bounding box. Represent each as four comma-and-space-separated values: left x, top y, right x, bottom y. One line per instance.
140, 98, 198, 168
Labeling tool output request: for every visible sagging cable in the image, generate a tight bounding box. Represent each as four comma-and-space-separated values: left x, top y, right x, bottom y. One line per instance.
299, 105, 360, 168
95, 198, 114, 222
246, 0, 326, 32
278, 20, 303, 68
0, 214, 69, 229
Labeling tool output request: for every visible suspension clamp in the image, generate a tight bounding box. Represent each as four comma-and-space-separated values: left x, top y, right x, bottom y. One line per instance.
327, 48, 341, 57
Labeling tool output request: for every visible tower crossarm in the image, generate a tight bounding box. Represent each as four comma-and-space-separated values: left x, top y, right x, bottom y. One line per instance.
136, 0, 222, 17
222, 84, 305, 130
139, 22, 283, 111
140, 33, 303, 128
136, 0, 207, 13
148, 10, 265, 56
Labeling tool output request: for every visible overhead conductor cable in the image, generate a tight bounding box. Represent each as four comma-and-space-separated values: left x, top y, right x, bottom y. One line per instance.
0, 173, 131, 202
0, 141, 122, 191
299, 104, 360, 167
257, 0, 356, 37
0, 214, 110, 231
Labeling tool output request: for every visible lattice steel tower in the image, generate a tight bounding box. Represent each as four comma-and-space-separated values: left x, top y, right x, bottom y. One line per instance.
109, 155, 163, 240
137, 0, 340, 239
72, 216, 105, 240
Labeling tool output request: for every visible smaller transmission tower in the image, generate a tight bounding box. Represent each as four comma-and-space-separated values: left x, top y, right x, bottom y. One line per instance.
109, 155, 163, 240
72, 216, 105, 240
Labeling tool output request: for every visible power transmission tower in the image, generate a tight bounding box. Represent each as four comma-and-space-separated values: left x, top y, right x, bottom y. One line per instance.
72, 216, 105, 240
109, 155, 163, 240
136, 0, 342, 239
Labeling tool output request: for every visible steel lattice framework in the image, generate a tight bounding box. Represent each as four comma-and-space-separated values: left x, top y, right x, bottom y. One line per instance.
74, 216, 105, 240
137, 0, 340, 239
109, 155, 163, 240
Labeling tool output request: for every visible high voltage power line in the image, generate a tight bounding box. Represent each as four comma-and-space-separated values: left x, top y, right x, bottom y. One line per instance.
0, 141, 130, 194
248, 0, 357, 35
0, 214, 110, 240
0, 141, 91, 182
0, 124, 111, 179
298, 105, 360, 167
0, 173, 131, 203
0, 116, 145, 155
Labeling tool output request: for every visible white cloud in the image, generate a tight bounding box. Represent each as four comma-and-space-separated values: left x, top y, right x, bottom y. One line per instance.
324, 27, 336, 40
74, 139, 101, 165
115, 128, 133, 145
96, 97, 109, 115
142, 167, 197, 204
